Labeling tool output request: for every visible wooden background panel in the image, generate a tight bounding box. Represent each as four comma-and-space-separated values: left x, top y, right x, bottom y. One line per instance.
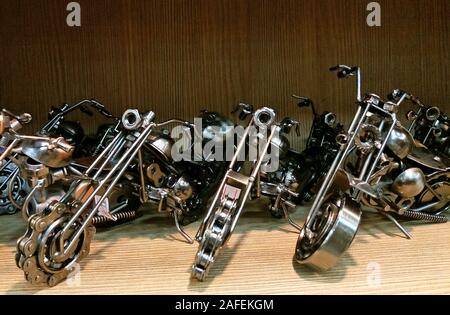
0, 0, 449, 149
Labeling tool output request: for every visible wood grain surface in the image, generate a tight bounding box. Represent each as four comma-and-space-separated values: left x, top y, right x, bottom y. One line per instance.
0, 200, 449, 295
0, 0, 449, 149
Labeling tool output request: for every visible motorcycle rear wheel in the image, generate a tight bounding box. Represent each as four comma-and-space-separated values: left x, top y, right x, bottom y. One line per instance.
416, 171, 450, 215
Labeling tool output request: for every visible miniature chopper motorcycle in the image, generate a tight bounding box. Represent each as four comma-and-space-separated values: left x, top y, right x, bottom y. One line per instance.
0, 110, 32, 215
0, 100, 120, 218
388, 89, 450, 159
260, 96, 345, 219
15, 108, 233, 286
192, 101, 345, 281
295, 65, 450, 272
192, 105, 311, 281
278, 96, 345, 204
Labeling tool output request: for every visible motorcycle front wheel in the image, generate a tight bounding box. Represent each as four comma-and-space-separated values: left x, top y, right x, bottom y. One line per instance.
295, 194, 362, 271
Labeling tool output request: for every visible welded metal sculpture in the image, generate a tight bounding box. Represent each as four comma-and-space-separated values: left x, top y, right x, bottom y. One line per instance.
259, 96, 345, 221
0, 110, 32, 214
192, 105, 306, 281
295, 65, 450, 271
8, 68, 449, 286
289, 96, 345, 203
16, 108, 231, 286
388, 89, 449, 159
0, 100, 119, 217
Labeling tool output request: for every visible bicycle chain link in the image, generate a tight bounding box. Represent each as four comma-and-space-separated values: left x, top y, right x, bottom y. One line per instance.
15, 201, 95, 286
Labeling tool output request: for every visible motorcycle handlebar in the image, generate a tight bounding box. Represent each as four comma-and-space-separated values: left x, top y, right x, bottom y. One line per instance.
329, 65, 358, 79
232, 103, 254, 121
279, 117, 301, 137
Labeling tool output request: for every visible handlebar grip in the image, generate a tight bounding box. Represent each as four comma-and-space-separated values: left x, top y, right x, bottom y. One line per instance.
329, 66, 340, 71
297, 99, 312, 108
1, 109, 32, 125
329, 65, 357, 78
409, 95, 423, 106
280, 118, 301, 136
293, 95, 313, 108
232, 103, 253, 121
337, 70, 348, 78
98, 108, 115, 118
90, 100, 115, 118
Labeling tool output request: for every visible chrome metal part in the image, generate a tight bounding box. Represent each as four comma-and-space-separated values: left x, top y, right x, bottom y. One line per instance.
193, 106, 284, 281
296, 66, 450, 272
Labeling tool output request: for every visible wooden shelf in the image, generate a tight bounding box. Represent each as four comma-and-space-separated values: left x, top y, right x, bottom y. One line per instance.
1, 200, 449, 294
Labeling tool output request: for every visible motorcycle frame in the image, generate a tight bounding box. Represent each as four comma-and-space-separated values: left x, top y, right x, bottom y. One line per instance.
303, 94, 403, 233
0, 101, 119, 215
195, 108, 279, 242
55, 111, 198, 255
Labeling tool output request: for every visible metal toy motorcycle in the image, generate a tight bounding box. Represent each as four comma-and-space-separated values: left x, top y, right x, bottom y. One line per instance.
261, 96, 345, 220
0, 100, 119, 218
192, 105, 304, 281
16, 108, 232, 286
295, 65, 450, 271
388, 89, 450, 159
288, 96, 345, 202
0, 110, 32, 214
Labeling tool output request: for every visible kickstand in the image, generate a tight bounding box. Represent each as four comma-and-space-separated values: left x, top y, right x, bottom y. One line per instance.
378, 210, 412, 239
282, 202, 302, 232
173, 209, 194, 244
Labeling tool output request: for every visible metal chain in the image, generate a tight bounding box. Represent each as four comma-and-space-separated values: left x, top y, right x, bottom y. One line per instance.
192, 195, 236, 281
16, 201, 95, 286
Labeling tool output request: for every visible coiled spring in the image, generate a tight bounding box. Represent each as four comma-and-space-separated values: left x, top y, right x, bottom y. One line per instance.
92, 210, 137, 225
403, 210, 448, 223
